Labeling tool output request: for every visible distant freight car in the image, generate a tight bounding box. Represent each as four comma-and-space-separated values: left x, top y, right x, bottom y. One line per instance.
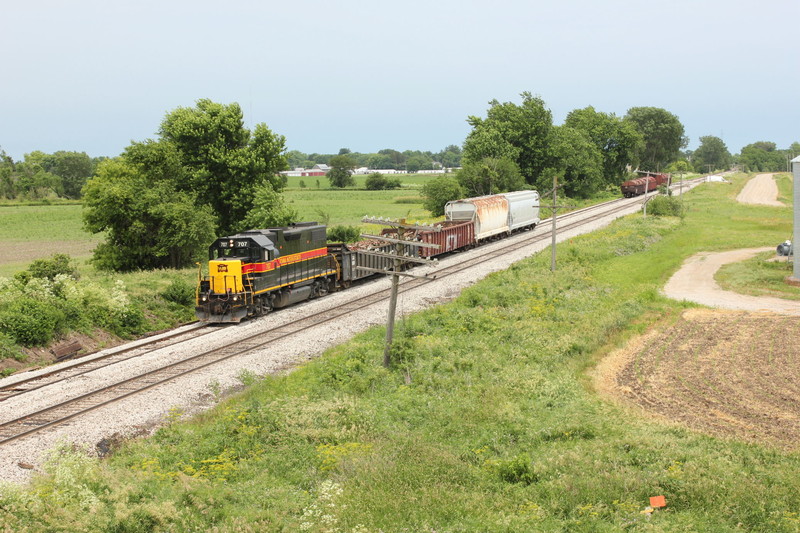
620, 172, 670, 198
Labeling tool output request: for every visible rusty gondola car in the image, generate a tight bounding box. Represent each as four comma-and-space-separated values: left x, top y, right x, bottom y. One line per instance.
620, 172, 670, 198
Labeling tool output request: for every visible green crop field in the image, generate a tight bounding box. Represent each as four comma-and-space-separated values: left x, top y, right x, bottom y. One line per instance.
3, 173, 799, 532
0, 204, 102, 277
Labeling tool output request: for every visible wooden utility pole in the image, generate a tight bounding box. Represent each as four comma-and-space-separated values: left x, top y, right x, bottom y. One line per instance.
359, 218, 440, 367
542, 175, 572, 272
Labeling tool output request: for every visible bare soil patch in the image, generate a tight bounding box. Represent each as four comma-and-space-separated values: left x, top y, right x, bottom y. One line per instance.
596, 309, 800, 449
3, 240, 99, 266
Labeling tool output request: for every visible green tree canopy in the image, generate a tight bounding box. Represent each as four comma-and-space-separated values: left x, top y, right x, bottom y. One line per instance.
158, 99, 288, 234
456, 157, 525, 197
83, 158, 216, 271
463, 92, 553, 184
691, 136, 731, 172
421, 175, 464, 217
564, 106, 642, 185
545, 126, 604, 198
738, 141, 786, 172
624, 107, 686, 171
328, 154, 357, 188
81, 99, 289, 271
242, 182, 299, 229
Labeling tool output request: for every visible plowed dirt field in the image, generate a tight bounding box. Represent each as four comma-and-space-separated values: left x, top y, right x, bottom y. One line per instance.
596, 309, 800, 448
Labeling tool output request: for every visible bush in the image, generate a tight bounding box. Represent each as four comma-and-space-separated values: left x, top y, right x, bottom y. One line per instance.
365, 173, 402, 190
421, 176, 464, 217
161, 278, 195, 307
27, 253, 79, 281
327, 225, 362, 243
0, 332, 26, 362
0, 297, 66, 346
647, 195, 685, 217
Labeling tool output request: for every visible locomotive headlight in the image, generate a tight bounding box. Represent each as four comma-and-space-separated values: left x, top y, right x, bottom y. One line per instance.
233, 295, 239, 301
201, 296, 207, 302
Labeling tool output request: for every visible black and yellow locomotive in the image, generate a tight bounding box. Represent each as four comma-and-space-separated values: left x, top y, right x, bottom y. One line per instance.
195, 223, 338, 323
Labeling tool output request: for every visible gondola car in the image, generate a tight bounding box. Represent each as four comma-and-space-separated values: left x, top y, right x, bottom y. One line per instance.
620, 172, 670, 197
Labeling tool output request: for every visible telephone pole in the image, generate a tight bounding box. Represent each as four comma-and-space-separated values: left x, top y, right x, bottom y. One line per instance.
359, 218, 440, 367
542, 175, 572, 272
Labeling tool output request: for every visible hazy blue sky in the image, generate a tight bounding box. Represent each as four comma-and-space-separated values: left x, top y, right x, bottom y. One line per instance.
2, 0, 797, 161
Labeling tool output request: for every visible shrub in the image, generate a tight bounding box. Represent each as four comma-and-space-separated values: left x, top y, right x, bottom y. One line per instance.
647, 195, 685, 217
327, 225, 362, 243
0, 297, 66, 346
365, 173, 402, 190
27, 253, 79, 281
421, 176, 464, 217
161, 278, 195, 307
0, 332, 26, 362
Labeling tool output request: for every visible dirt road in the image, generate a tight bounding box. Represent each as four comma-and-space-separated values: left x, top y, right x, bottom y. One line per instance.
663, 248, 800, 316
736, 173, 783, 206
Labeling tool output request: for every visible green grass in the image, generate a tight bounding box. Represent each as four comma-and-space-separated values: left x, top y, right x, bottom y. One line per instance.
0, 204, 101, 277
284, 188, 432, 229
3, 173, 799, 532
716, 252, 799, 301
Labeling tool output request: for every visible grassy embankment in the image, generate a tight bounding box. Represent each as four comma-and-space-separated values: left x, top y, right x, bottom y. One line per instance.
2, 173, 798, 532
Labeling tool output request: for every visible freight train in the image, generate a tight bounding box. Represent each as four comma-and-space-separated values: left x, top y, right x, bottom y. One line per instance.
195, 190, 540, 323
620, 172, 671, 198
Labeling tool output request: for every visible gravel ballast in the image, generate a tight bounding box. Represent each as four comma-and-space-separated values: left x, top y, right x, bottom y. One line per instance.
0, 190, 696, 485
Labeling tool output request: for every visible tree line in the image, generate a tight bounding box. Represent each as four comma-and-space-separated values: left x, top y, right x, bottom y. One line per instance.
2, 95, 797, 274
286, 146, 463, 172
0, 150, 104, 200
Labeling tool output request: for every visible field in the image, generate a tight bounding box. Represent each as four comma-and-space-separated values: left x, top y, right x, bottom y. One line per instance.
0, 204, 101, 277
3, 172, 800, 532
596, 308, 800, 448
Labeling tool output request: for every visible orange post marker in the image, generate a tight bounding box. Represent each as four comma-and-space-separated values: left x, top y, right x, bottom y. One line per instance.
650, 495, 667, 508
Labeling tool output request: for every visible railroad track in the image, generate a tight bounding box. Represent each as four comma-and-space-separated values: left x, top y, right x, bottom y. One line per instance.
0, 322, 212, 404
0, 181, 705, 446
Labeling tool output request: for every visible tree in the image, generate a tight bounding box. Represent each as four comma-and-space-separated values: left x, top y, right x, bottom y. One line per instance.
564, 106, 643, 186
365, 173, 401, 190
463, 92, 553, 183
158, 99, 288, 234
242, 182, 299, 228
456, 157, 525, 197
83, 159, 216, 271
624, 107, 687, 171
545, 126, 604, 198
328, 154, 356, 188
436, 145, 462, 169
421, 175, 464, 217
739, 141, 785, 172
691, 136, 731, 172
51, 151, 93, 199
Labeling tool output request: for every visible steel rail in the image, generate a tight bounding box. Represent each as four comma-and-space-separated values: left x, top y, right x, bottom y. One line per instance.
0, 180, 706, 445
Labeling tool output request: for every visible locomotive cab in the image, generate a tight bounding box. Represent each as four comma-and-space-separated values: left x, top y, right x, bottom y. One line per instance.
196, 224, 336, 323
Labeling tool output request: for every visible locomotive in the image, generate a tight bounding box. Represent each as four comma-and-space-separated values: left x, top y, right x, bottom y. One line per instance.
620, 172, 670, 198
196, 190, 540, 323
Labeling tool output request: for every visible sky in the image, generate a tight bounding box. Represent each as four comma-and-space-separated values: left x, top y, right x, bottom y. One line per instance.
1, 0, 798, 162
